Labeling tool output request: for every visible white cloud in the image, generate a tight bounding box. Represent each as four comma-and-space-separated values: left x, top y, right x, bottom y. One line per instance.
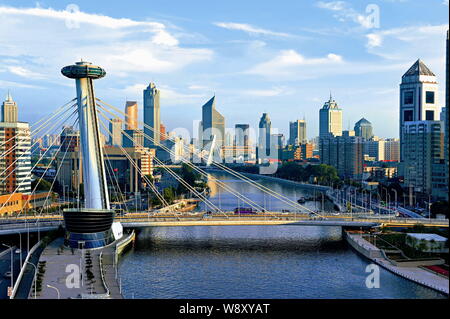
316, 1, 375, 29
7, 66, 46, 79
242, 87, 293, 97
246, 50, 343, 77
365, 24, 448, 60
443, 0, 449, 6
0, 5, 213, 80
366, 33, 382, 48
214, 22, 292, 37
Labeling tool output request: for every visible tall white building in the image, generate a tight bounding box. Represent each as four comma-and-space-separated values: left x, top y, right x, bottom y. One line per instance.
319, 95, 342, 138
399, 59, 440, 160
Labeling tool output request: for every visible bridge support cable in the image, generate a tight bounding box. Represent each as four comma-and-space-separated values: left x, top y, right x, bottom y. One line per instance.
96, 115, 170, 209
0, 102, 77, 161
0, 110, 78, 214
98, 109, 241, 212
0, 106, 78, 185
22, 119, 80, 219
0, 98, 76, 152
97, 111, 223, 214
96, 99, 314, 215
96, 104, 267, 214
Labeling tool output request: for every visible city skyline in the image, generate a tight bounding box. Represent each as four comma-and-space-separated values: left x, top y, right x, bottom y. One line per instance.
0, 0, 448, 140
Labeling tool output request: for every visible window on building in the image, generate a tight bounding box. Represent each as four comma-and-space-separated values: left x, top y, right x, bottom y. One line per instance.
404, 91, 414, 104
426, 91, 435, 104
404, 110, 414, 122
426, 110, 434, 121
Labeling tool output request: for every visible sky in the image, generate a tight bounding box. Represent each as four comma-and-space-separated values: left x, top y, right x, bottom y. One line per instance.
0, 0, 448, 141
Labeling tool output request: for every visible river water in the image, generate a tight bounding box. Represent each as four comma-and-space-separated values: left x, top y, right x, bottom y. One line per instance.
118, 171, 445, 299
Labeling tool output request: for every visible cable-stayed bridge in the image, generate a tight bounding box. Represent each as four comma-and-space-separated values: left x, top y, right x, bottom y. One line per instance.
1, 61, 448, 248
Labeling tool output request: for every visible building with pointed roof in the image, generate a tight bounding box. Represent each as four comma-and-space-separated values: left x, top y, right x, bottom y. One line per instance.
201, 95, 225, 151
319, 94, 342, 138
399, 59, 440, 161
1, 91, 18, 123
354, 118, 373, 140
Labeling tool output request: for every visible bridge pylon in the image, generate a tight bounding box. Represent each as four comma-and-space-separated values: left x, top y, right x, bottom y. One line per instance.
61, 61, 122, 249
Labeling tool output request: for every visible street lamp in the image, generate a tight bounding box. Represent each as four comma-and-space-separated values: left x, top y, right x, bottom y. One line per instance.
26, 261, 37, 299
2, 244, 14, 295
46, 284, 60, 299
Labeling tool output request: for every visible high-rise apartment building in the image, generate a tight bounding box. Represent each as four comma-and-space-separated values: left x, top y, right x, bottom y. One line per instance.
384, 138, 400, 162
143, 83, 160, 147
320, 130, 363, 180
289, 119, 307, 145
0, 93, 31, 195
403, 121, 443, 195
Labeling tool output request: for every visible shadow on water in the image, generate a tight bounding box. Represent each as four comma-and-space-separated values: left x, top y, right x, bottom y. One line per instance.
131, 225, 347, 253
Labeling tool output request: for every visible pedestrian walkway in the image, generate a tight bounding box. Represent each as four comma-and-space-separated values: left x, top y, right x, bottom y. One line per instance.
34, 238, 108, 299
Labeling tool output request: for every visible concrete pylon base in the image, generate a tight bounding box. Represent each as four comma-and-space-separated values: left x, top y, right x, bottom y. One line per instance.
63, 208, 115, 249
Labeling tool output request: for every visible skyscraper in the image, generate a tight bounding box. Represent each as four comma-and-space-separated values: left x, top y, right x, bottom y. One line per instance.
354, 118, 373, 140
109, 118, 123, 146
319, 95, 343, 138
0, 93, 31, 195
258, 113, 271, 160
399, 59, 440, 160
289, 119, 307, 145
125, 101, 138, 130
143, 82, 160, 147
201, 96, 225, 151
445, 30, 449, 200
1, 91, 18, 123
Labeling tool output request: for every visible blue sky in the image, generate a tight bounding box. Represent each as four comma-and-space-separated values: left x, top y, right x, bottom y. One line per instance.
0, 0, 448, 140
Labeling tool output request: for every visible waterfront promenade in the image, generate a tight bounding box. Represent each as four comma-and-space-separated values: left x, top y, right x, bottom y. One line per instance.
346, 232, 449, 295
33, 238, 122, 299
